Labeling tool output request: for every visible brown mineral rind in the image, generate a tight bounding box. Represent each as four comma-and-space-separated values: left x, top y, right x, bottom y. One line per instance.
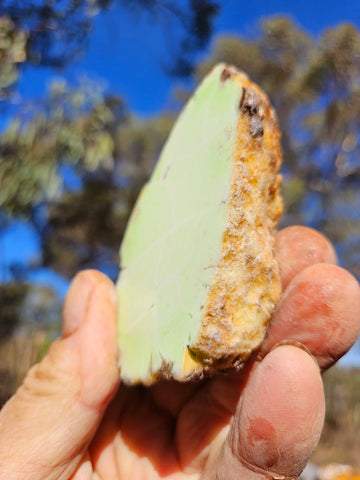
185, 65, 283, 372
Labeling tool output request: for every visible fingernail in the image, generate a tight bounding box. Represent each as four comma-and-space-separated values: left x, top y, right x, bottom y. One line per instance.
62, 272, 96, 337
271, 340, 320, 369
108, 283, 118, 308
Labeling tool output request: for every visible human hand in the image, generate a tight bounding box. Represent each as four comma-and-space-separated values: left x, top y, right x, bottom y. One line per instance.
0, 226, 359, 480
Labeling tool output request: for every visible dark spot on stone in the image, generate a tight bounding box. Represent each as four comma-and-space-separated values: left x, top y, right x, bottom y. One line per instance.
162, 165, 171, 180
220, 66, 233, 82
231, 357, 244, 369
156, 358, 174, 380
269, 154, 277, 168
239, 88, 265, 139
268, 182, 277, 199
245, 254, 255, 264
249, 117, 264, 138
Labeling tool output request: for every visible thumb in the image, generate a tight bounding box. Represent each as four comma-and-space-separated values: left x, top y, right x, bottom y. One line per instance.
0, 270, 120, 480
203, 345, 325, 480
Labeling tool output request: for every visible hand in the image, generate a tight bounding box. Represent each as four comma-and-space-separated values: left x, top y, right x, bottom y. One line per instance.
0, 226, 359, 480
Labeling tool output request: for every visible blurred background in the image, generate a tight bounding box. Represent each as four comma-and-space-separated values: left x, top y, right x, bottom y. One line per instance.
0, 0, 359, 468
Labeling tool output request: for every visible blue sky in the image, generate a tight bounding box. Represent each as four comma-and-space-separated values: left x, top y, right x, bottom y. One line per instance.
67, 0, 360, 114
16, 0, 360, 115
2, 0, 360, 364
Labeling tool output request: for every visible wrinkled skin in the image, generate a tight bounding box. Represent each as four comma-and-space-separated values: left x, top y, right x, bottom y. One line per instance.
0, 226, 359, 480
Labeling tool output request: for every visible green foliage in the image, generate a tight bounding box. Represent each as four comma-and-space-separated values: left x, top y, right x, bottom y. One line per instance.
0, 79, 123, 216
0, 1, 113, 71
0, 16, 27, 97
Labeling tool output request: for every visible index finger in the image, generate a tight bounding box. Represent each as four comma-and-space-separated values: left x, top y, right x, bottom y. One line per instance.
275, 225, 338, 289
264, 226, 360, 370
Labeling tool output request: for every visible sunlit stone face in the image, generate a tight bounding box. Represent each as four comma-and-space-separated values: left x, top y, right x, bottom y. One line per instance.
117, 64, 283, 385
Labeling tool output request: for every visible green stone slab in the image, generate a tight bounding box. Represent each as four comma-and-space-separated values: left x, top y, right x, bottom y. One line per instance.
117, 63, 282, 384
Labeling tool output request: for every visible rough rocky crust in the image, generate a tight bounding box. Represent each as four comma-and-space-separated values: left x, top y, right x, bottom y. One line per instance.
180, 64, 283, 378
